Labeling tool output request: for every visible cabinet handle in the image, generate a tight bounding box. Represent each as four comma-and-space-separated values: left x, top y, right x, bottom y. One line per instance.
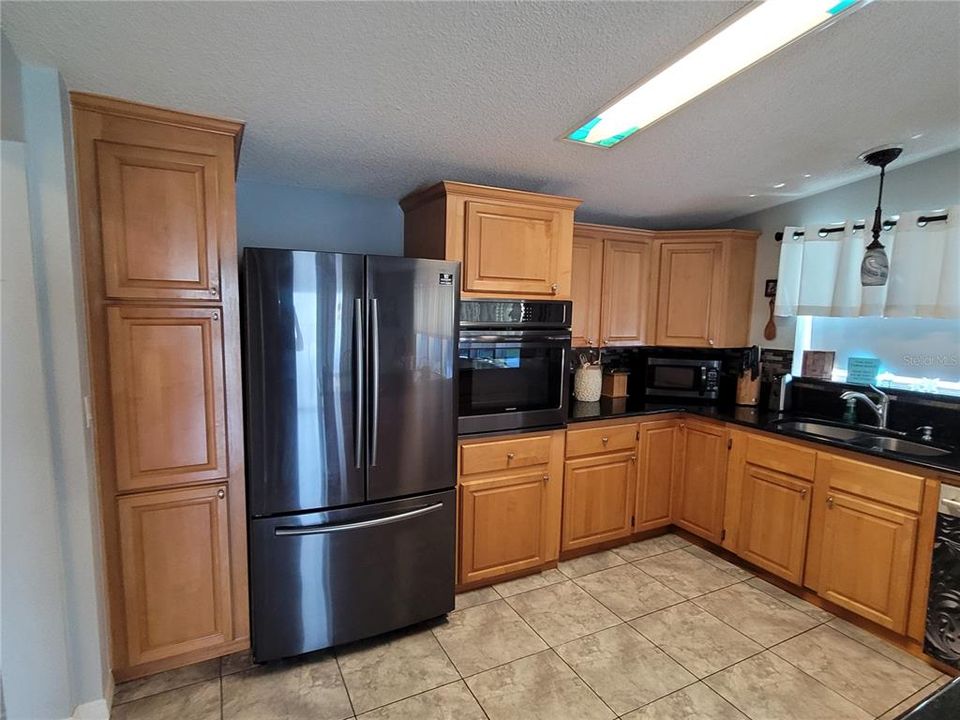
550, 283, 558, 294
708, 338, 715, 346
542, 473, 549, 483
212, 311, 219, 320
601, 436, 609, 444
679, 423, 686, 430
800, 488, 808, 499
826, 495, 834, 508
209, 286, 218, 295
507, 452, 515, 460
217, 489, 225, 499
630, 454, 637, 462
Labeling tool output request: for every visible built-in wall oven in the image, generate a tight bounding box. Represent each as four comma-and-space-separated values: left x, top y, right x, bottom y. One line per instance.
458, 299, 571, 435
645, 356, 721, 401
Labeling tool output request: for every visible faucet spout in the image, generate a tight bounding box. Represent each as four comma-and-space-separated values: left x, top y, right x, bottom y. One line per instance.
840, 385, 890, 429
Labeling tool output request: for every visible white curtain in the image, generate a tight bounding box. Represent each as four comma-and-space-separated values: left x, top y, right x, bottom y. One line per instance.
775, 205, 959, 318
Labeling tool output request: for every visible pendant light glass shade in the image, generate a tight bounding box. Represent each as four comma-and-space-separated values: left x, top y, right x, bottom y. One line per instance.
859, 146, 902, 287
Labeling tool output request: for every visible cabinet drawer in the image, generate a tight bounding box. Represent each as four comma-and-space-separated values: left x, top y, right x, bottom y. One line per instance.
460, 434, 553, 477
746, 434, 816, 480
822, 454, 924, 512
566, 423, 637, 458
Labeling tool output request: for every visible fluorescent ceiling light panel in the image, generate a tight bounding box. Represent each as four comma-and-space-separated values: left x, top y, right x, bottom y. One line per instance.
567, 0, 863, 148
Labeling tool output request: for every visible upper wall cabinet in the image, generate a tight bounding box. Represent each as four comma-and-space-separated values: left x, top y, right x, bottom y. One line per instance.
653, 230, 759, 348
96, 141, 224, 300
571, 224, 655, 348
401, 182, 582, 299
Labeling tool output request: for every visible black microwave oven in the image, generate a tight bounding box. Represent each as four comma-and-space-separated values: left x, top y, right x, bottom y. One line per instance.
645, 357, 721, 401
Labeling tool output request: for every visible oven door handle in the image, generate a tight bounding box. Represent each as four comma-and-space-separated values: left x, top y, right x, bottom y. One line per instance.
459, 334, 571, 343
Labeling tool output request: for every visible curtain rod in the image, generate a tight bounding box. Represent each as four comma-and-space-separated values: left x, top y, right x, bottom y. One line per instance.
774, 212, 949, 242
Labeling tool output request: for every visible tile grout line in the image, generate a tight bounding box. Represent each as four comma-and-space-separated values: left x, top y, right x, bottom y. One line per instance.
333, 652, 358, 718
427, 622, 493, 719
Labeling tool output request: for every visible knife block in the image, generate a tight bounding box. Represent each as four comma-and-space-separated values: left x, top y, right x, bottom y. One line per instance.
736, 373, 760, 406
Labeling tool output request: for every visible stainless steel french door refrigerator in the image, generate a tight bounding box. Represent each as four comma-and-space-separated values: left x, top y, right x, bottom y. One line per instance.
242, 248, 459, 662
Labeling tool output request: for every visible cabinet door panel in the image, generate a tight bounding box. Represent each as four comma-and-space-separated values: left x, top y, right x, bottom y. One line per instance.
562, 452, 636, 552
463, 201, 562, 295
460, 471, 550, 583
118, 485, 232, 666
96, 141, 221, 300
737, 465, 811, 584
655, 241, 723, 347
571, 235, 603, 347
637, 421, 678, 531
108, 306, 227, 491
600, 239, 651, 346
818, 491, 917, 632
673, 420, 727, 542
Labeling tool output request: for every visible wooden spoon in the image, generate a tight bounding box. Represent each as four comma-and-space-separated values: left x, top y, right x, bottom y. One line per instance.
763, 298, 777, 340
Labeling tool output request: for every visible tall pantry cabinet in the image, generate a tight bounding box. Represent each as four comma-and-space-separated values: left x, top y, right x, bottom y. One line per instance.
72, 93, 249, 680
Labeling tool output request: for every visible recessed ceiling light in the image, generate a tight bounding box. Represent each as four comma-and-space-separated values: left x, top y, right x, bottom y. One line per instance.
773, 182, 786, 189
911, 133, 924, 139
803, 173, 812, 178
566, 0, 864, 148
748, 193, 758, 198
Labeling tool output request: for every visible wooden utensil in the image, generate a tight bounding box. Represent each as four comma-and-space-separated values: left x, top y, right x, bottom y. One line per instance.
763, 297, 777, 340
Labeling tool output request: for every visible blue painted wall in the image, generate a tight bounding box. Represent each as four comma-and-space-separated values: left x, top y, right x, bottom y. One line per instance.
236, 180, 403, 255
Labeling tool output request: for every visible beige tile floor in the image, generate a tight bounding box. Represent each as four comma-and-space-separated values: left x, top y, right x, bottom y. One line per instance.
112, 534, 953, 720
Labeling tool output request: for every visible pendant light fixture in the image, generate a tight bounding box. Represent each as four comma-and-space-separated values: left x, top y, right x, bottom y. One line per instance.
859, 145, 903, 286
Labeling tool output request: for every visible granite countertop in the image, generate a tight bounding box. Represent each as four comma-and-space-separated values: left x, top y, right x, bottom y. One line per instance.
568, 397, 960, 477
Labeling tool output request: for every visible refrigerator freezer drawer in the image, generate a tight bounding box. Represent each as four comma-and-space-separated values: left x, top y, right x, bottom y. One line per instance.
249, 489, 456, 662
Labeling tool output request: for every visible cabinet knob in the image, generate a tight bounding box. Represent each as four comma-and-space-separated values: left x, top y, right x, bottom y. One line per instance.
630, 454, 637, 462
212, 311, 220, 320
217, 489, 225, 499
209, 287, 218, 295
601, 436, 609, 444
708, 338, 715, 346
800, 488, 808, 499
542, 473, 549, 483
507, 452, 515, 460
679, 423, 686, 430
826, 495, 834, 508
550, 283, 558, 294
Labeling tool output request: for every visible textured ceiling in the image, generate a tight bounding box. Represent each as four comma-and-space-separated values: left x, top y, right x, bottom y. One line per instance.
3, 0, 959, 227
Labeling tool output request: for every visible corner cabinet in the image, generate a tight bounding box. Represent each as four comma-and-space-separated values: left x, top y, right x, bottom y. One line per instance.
401, 182, 581, 300
673, 419, 728, 543
72, 93, 248, 680
652, 230, 758, 348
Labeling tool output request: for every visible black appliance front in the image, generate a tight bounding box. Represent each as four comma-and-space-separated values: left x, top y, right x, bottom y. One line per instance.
249, 489, 456, 662
645, 357, 721, 401
924, 484, 960, 670
458, 299, 571, 435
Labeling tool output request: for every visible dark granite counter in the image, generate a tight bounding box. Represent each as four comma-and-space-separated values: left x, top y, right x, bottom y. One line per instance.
896, 676, 960, 719
567, 398, 960, 476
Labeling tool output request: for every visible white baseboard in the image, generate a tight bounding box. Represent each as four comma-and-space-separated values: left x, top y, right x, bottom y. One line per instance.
71, 697, 110, 720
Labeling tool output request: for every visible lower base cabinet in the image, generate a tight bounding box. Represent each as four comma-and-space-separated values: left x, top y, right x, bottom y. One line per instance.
673, 419, 727, 543
817, 490, 918, 633
457, 430, 563, 586
636, 420, 678, 531
562, 451, 636, 552
737, 465, 812, 585
117, 484, 233, 666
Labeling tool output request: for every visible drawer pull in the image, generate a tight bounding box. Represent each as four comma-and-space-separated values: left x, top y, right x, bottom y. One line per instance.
507, 452, 515, 460
601, 436, 609, 444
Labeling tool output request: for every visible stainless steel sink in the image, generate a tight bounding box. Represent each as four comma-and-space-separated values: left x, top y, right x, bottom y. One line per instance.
850, 435, 953, 457
771, 419, 954, 458
772, 420, 871, 443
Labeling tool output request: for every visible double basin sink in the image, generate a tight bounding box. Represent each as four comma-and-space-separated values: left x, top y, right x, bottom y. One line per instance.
769, 419, 954, 458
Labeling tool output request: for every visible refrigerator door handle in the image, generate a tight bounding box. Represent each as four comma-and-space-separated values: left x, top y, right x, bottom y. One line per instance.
273, 502, 443, 536
353, 298, 364, 469
369, 297, 380, 467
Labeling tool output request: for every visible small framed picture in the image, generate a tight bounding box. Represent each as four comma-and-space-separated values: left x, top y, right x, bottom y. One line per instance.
764, 279, 778, 298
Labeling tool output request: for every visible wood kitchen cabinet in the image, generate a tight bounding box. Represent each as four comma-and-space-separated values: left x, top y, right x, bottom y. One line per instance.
653, 230, 758, 348
457, 430, 564, 587
562, 451, 637, 552
635, 419, 679, 532
818, 491, 918, 633
673, 419, 728, 543
73, 93, 248, 680
571, 233, 603, 347
401, 182, 582, 299
117, 484, 233, 667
